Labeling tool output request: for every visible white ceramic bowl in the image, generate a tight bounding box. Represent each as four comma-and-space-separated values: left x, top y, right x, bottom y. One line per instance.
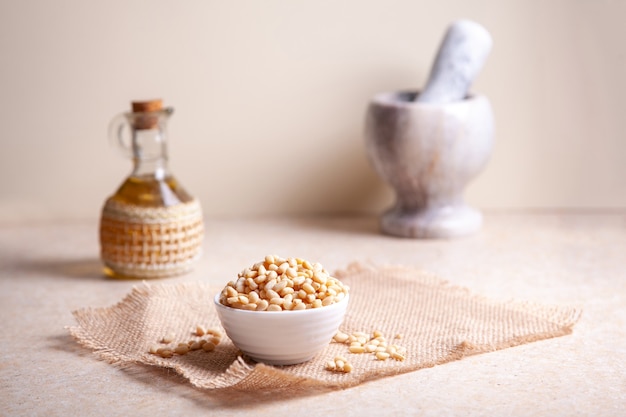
214, 293, 349, 365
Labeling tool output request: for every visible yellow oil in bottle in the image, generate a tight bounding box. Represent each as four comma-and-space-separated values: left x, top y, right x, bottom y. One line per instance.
108, 174, 193, 207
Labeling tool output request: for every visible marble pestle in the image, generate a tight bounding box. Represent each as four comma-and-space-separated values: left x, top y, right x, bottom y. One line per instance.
417, 20, 492, 103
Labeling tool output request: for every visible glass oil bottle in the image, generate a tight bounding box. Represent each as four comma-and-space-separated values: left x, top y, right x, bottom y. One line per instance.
99, 99, 203, 279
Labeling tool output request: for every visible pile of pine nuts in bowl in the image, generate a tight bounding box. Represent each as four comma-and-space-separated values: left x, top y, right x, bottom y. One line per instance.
214, 255, 350, 365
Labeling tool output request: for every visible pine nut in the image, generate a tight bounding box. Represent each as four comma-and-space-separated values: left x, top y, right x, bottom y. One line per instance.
219, 255, 349, 311
267, 304, 282, 311
329, 284, 342, 293
325, 355, 353, 373
269, 297, 283, 305
206, 329, 222, 338
248, 291, 260, 304
280, 287, 295, 296
246, 278, 258, 290
330, 329, 409, 364
226, 286, 238, 297
174, 345, 189, 355
277, 262, 289, 274
149, 344, 160, 354
266, 289, 280, 300
158, 349, 173, 358
349, 345, 366, 354
273, 279, 288, 293
312, 271, 327, 285
333, 331, 349, 343
189, 342, 202, 350
202, 342, 215, 352
302, 283, 315, 294
161, 333, 175, 344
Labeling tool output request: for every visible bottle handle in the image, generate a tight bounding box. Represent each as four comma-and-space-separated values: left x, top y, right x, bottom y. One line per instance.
108, 112, 134, 159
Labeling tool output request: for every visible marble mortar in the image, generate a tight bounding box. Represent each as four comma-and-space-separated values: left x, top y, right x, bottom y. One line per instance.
365, 90, 494, 238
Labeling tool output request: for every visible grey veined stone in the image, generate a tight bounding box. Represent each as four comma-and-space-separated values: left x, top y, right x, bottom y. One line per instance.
365, 20, 494, 238
418, 20, 493, 104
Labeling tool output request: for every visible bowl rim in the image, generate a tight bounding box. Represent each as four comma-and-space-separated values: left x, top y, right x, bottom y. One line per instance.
213, 292, 349, 315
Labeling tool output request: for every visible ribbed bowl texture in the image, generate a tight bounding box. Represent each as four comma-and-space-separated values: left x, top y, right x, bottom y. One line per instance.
214, 293, 349, 365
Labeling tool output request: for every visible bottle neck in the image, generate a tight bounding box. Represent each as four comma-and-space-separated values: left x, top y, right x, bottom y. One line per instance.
132, 156, 169, 179
130, 128, 170, 179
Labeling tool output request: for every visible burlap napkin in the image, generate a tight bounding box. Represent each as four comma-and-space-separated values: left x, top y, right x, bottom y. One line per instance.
69, 264, 581, 391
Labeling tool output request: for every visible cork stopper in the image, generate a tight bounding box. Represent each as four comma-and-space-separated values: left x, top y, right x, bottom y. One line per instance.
131, 99, 163, 129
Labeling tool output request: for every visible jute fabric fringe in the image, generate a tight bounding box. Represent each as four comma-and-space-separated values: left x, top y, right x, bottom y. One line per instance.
69, 264, 581, 391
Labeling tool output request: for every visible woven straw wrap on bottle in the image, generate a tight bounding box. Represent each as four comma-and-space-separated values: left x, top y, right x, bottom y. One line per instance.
69, 264, 580, 392
99, 199, 203, 279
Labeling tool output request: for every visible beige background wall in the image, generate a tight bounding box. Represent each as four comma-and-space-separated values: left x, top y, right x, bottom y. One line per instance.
0, 0, 624, 222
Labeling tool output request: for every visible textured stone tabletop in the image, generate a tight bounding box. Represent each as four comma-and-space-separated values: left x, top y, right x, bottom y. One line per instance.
1, 212, 625, 416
